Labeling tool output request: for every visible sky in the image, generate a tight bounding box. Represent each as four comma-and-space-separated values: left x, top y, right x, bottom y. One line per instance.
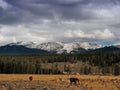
0, 0, 120, 45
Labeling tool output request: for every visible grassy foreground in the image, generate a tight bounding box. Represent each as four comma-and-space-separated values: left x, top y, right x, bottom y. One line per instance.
0, 74, 120, 90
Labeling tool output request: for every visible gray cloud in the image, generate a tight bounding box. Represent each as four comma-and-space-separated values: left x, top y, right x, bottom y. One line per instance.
2, 0, 120, 22
0, 0, 120, 45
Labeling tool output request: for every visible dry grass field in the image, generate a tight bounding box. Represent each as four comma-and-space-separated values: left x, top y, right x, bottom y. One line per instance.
0, 74, 120, 90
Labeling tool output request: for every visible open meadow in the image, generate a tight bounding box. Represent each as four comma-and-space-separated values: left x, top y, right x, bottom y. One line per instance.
0, 74, 120, 90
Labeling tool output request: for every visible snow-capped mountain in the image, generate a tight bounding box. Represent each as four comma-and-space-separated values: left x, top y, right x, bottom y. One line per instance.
63, 42, 100, 53
36, 42, 63, 53
8, 41, 37, 48
113, 43, 120, 48
1, 41, 120, 54
6, 41, 101, 53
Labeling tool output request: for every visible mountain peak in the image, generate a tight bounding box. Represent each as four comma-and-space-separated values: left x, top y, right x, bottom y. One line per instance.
113, 43, 120, 48
8, 41, 37, 48
0, 41, 109, 54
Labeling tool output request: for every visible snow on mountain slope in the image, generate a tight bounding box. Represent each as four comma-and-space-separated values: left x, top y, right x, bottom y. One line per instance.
8, 41, 37, 48
36, 42, 63, 52
6, 41, 101, 53
63, 42, 100, 53
36, 42, 100, 53
113, 43, 120, 48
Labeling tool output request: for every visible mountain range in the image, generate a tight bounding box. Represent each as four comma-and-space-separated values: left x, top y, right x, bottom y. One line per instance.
0, 41, 120, 54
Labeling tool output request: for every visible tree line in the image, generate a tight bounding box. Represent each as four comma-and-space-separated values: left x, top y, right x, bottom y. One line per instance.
0, 52, 120, 75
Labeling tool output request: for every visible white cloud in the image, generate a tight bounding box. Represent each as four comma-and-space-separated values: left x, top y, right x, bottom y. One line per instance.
94, 29, 115, 40
0, 0, 10, 10
64, 29, 116, 40
0, 24, 51, 45
94, 9, 114, 18
64, 29, 92, 38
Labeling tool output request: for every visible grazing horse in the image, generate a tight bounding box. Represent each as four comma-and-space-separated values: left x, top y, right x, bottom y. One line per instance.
29, 76, 33, 81
69, 77, 79, 85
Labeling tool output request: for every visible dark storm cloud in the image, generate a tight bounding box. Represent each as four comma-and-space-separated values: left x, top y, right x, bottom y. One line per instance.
0, 0, 119, 24
109, 23, 120, 28
0, 0, 120, 44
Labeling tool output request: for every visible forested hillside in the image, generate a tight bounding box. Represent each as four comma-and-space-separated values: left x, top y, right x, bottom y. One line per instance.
0, 52, 120, 75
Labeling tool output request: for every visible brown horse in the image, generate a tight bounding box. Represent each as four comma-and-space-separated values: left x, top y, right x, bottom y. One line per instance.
29, 76, 33, 81
69, 77, 79, 85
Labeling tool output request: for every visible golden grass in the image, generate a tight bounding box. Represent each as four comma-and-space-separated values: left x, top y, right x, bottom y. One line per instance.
0, 74, 120, 90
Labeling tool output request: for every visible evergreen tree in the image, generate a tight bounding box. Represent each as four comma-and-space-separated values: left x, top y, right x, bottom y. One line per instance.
113, 64, 120, 76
